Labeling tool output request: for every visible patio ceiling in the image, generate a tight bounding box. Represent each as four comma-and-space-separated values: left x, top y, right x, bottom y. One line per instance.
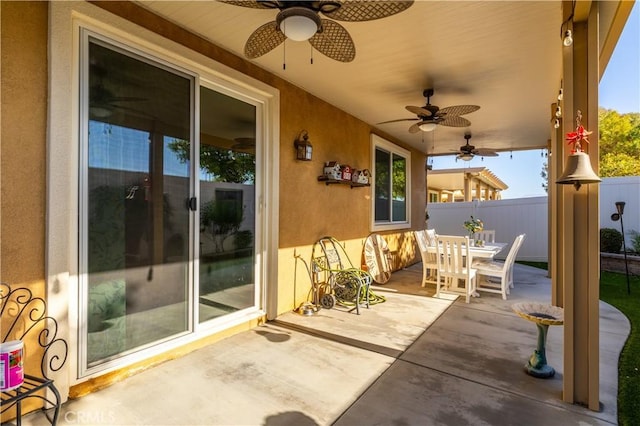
132, 1, 625, 158
428, 167, 508, 193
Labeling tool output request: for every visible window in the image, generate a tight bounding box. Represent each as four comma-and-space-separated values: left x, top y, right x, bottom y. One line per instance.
371, 134, 410, 231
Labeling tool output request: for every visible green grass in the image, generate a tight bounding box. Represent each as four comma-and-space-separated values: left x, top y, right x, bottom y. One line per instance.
600, 270, 640, 425
517, 261, 640, 424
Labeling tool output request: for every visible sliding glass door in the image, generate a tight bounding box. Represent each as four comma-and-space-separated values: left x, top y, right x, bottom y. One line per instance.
81, 34, 261, 373
84, 39, 193, 367
198, 87, 256, 323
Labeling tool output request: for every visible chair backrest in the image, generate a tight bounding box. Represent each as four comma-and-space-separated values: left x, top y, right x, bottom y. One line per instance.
425, 229, 437, 246
414, 230, 438, 264
473, 229, 496, 243
436, 235, 470, 276
504, 234, 526, 267
414, 230, 428, 253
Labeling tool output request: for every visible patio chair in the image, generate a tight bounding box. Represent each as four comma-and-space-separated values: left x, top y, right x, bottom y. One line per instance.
414, 229, 439, 287
473, 229, 496, 243
472, 233, 526, 299
435, 235, 477, 303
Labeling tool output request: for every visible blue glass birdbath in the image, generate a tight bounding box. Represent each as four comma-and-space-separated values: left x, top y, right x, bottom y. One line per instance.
512, 302, 564, 378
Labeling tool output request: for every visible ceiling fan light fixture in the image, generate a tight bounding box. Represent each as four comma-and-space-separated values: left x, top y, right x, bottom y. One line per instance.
278, 8, 320, 41
90, 106, 113, 118
457, 153, 474, 161
419, 122, 437, 132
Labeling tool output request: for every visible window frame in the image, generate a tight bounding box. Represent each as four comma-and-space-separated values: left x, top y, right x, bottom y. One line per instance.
370, 134, 411, 231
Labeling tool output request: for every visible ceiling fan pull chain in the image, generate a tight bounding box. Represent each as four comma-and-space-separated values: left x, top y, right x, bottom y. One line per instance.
282, 39, 286, 70
310, 44, 314, 65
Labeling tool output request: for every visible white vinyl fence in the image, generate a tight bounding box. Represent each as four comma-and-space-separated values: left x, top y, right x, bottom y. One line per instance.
426, 176, 640, 262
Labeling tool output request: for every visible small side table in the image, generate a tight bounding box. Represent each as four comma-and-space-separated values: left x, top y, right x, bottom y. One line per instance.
512, 302, 564, 378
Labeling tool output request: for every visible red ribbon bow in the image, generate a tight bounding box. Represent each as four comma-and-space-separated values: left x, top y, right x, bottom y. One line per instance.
565, 125, 592, 152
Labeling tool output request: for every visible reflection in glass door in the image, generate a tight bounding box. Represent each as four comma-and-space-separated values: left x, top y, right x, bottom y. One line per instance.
82, 35, 262, 372
198, 87, 256, 323
84, 39, 192, 367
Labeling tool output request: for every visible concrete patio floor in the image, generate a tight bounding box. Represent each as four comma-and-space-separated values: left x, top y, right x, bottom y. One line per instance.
18, 263, 628, 425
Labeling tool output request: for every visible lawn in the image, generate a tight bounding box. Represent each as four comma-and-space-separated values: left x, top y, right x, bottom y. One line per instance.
518, 261, 640, 425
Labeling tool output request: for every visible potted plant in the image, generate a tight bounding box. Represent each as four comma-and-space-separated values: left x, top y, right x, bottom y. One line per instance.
463, 216, 484, 246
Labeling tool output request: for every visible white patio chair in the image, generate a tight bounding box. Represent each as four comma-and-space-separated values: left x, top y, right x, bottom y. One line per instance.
435, 235, 477, 303
473, 229, 496, 243
414, 229, 438, 287
473, 234, 526, 299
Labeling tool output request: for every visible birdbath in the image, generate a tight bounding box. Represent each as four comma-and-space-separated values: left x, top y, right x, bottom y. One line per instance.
512, 302, 564, 378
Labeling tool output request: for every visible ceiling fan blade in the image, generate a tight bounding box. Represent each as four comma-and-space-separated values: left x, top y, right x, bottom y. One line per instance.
409, 122, 425, 133
438, 115, 471, 127
109, 96, 148, 103
405, 105, 432, 117
377, 118, 420, 124
217, 1, 278, 10
437, 105, 480, 116
473, 149, 499, 157
322, 1, 414, 21
309, 20, 355, 62
244, 21, 286, 59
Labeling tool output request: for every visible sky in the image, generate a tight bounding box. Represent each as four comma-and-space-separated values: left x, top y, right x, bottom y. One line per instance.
430, 3, 639, 199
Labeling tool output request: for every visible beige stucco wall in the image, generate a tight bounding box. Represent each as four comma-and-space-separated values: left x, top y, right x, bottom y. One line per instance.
1, 0, 49, 418
1, 1, 47, 288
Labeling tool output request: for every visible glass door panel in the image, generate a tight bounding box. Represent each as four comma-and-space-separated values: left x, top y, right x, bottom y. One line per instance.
198, 87, 257, 323
85, 40, 192, 367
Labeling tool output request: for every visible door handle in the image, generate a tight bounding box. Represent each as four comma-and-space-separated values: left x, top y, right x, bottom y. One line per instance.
187, 197, 197, 211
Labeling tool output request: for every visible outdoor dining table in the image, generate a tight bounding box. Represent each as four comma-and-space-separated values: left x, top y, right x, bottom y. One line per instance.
466, 242, 508, 259
427, 241, 508, 260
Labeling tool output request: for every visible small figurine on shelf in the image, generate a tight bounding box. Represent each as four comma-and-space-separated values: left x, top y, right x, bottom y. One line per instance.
359, 169, 371, 184
341, 165, 352, 181
323, 161, 342, 180
352, 169, 371, 185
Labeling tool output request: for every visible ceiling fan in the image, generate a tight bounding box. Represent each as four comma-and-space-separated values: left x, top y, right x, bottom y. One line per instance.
89, 64, 147, 118
217, 1, 413, 62
455, 132, 498, 161
89, 84, 148, 118
378, 88, 480, 133
232, 137, 256, 150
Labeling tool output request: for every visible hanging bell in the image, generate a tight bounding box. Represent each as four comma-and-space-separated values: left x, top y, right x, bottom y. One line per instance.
556, 151, 602, 190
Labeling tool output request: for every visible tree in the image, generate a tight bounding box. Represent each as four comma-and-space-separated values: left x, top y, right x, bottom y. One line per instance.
168, 139, 255, 184
598, 109, 640, 177
201, 199, 244, 253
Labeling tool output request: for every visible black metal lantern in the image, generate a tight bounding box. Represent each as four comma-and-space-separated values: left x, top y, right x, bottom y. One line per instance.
294, 130, 312, 161
611, 201, 630, 294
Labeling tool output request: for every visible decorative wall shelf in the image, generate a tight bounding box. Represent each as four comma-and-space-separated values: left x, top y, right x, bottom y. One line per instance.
317, 176, 370, 188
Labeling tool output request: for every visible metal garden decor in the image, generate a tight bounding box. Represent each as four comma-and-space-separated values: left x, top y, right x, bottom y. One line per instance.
611, 201, 631, 294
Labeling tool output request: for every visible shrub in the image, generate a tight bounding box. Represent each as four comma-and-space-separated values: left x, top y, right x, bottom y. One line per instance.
629, 230, 640, 254
600, 228, 623, 253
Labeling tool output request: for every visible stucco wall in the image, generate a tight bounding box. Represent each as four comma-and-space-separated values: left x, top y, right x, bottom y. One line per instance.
1, 0, 49, 417
1, 1, 47, 286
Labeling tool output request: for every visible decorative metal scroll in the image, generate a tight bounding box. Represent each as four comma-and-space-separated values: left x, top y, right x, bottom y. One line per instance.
0, 282, 68, 379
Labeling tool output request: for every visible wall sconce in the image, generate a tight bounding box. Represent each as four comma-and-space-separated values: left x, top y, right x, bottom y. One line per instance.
294, 130, 313, 161
556, 110, 601, 190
